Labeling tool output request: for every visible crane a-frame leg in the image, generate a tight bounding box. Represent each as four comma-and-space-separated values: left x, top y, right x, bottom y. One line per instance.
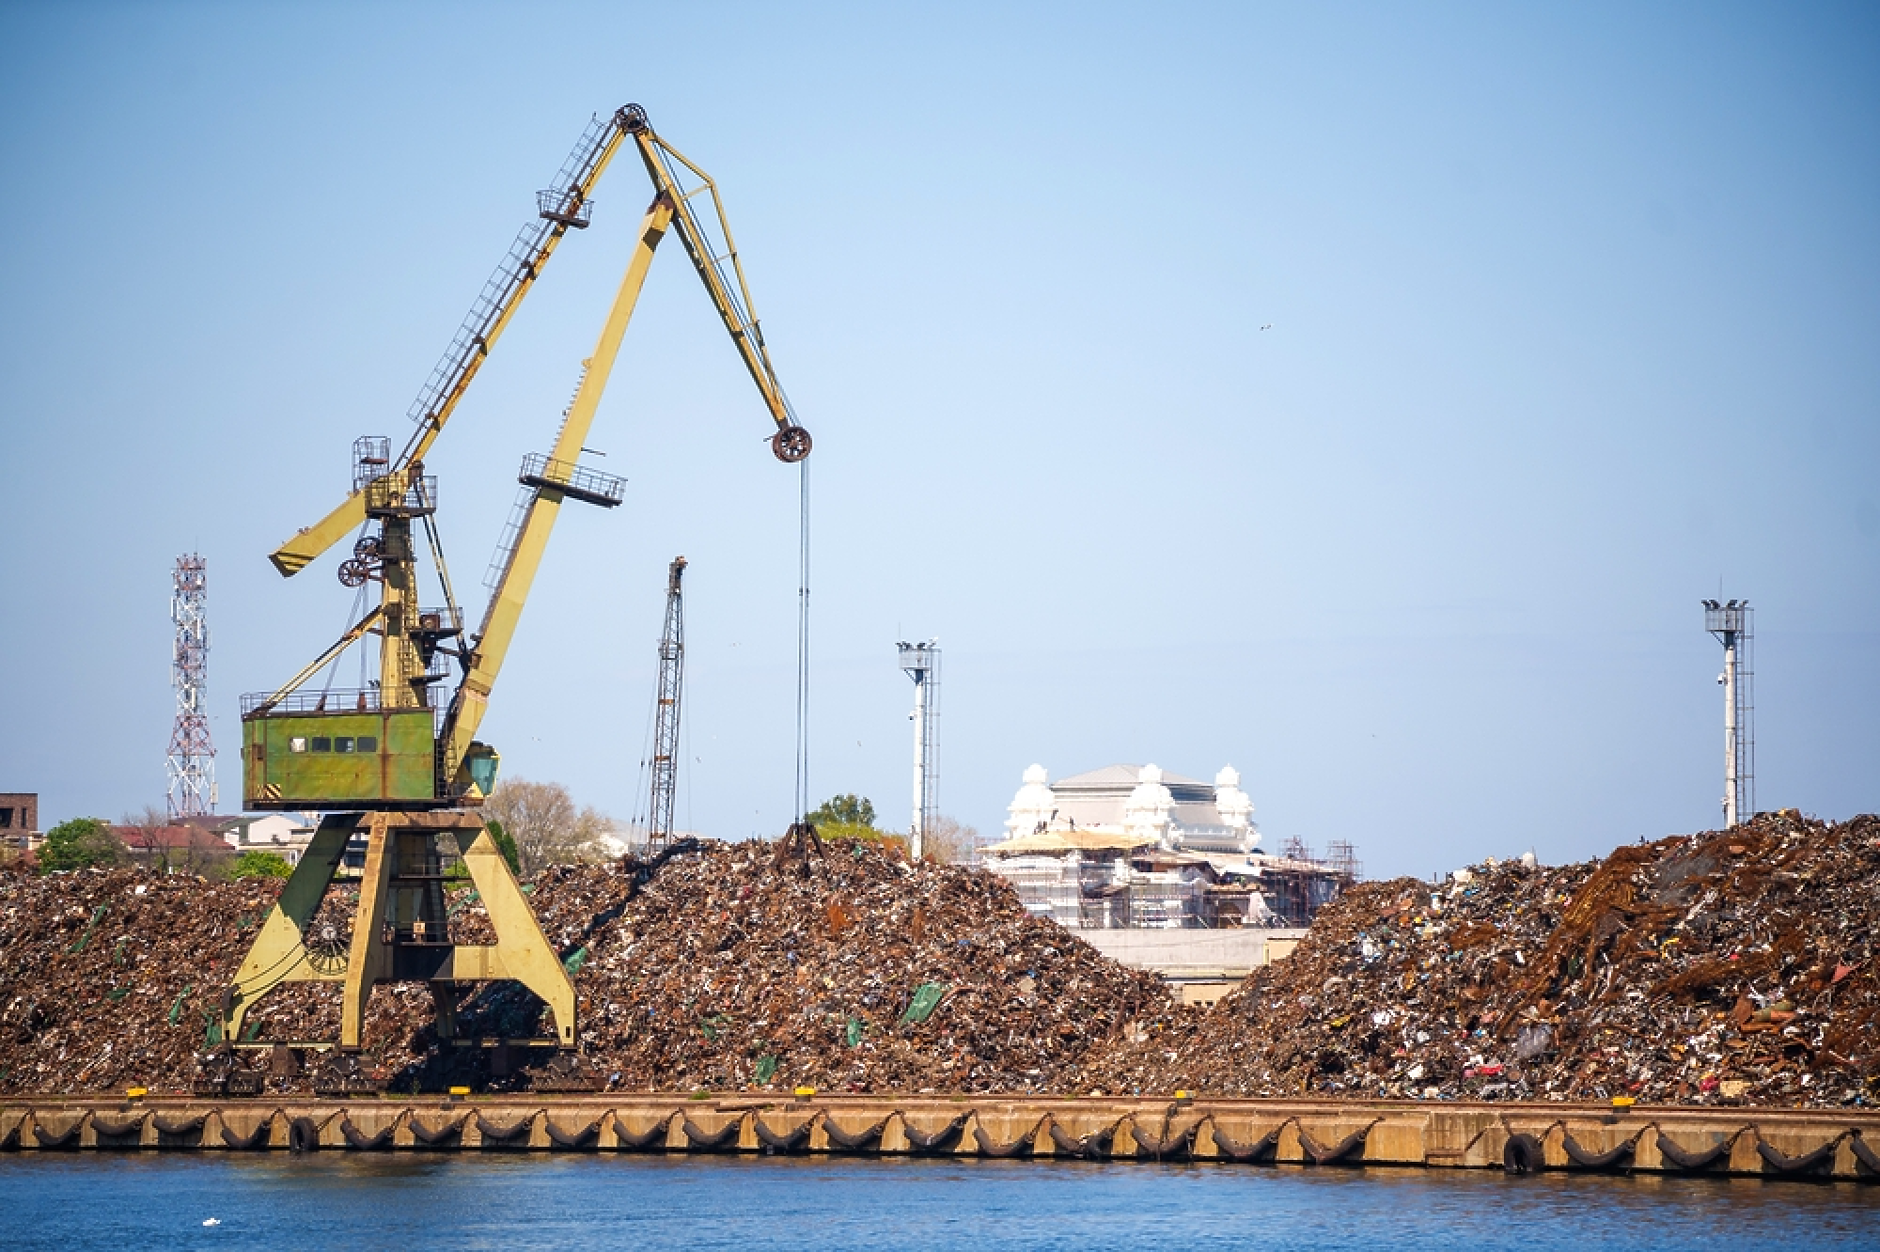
222, 810, 575, 1053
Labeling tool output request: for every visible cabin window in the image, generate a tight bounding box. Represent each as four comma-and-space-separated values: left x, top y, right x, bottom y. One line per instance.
334, 736, 355, 753
310, 737, 332, 753
289, 737, 308, 753
357, 736, 378, 753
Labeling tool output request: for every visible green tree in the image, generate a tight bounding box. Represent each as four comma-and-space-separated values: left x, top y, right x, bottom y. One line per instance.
485, 820, 522, 875
229, 850, 293, 880
36, 817, 119, 872
805, 794, 906, 849
808, 794, 876, 828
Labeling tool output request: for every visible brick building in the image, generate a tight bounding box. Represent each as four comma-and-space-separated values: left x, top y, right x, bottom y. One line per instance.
0, 792, 39, 847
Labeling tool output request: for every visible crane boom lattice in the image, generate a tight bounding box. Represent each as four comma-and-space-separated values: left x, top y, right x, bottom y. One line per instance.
166, 553, 215, 818
647, 556, 688, 848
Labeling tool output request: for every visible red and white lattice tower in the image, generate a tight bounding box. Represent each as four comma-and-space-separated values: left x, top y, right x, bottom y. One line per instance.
166, 553, 216, 818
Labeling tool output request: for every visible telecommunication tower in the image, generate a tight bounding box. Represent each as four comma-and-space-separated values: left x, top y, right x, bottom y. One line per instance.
897, 640, 939, 859
166, 553, 216, 818
1703, 599, 1755, 827
647, 556, 687, 847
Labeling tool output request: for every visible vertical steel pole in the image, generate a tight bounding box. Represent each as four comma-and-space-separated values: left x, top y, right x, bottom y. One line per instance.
1722, 631, 1738, 828
910, 672, 926, 860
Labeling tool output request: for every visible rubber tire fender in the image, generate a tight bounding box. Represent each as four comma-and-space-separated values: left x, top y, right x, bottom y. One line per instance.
1503, 1133, 1544, 1174
289, 1116, 322, 1153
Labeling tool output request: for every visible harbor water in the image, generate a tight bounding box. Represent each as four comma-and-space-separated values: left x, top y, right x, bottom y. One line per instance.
4, 1154, 1877, 1250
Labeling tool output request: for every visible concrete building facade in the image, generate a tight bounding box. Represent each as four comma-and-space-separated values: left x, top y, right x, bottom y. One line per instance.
986, 762, 1352, 934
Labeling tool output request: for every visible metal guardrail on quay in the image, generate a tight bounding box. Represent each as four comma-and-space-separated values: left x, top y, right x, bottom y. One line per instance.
3, 1095, 1877, 1181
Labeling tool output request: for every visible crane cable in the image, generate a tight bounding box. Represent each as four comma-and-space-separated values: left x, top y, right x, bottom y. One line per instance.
794, 461, 811, 823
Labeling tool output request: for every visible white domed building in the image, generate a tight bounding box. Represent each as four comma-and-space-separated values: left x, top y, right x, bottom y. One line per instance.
1003, 762, 1260, 854
985, 762, 1352, 935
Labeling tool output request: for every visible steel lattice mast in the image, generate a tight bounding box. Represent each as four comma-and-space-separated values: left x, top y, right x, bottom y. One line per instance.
647, 556, 687, 847
166, 553, 216, 818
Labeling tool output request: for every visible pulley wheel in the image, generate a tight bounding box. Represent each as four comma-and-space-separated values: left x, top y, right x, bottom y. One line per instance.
337, 559, 371, 588
771, 424, 812, 463
306, 922, 348, 975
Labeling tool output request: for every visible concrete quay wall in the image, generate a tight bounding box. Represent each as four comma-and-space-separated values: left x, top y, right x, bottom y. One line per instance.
3, 1094, 1876, 1181
1077, 927, 1306, 976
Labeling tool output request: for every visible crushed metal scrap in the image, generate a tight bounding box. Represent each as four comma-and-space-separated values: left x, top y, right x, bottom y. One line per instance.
3, 813, 1876, 1107
1085, 812, 1880, 1108
0, 836, 1169, 1096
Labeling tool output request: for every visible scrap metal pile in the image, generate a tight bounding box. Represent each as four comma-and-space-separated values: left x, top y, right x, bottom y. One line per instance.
0, 869, 289, 1093
5, 814, 1876, 1105
1087, 812, 1880, 1108
507, 835, 1170, 1093
0, 835, 1170, 1095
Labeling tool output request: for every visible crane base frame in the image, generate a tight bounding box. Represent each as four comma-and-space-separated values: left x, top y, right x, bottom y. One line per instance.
221, 811, 576, 1051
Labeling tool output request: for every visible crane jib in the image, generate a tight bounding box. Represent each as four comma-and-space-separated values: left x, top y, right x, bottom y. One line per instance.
247, 103, 809, 817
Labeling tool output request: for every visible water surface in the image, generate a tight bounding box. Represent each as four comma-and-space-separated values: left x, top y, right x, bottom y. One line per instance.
4, 1154, 1876, 1250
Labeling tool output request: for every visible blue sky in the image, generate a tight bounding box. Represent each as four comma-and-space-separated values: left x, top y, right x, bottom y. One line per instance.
1, 2, 1875, 877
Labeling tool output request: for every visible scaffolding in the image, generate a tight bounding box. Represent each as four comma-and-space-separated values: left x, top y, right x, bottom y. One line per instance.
1326, 839, 1363, 882
987, 839, 1356, 931
166, 554, 216, 818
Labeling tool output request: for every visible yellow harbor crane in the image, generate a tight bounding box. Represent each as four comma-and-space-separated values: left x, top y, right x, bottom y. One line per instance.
218, 104, 808, 1086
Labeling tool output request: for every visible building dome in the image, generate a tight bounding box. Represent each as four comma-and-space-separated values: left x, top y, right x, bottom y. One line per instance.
1004, 763, 1058, 839
1123, 764, 1175, 845
998, 760, 1259, 853
1213, 765, 1253, 829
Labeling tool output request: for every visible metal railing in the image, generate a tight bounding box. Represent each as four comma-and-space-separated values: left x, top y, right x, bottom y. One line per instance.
412, 605, 464, 635
352, 436, 391, 491
517, 453, 625, 507
241, 687, 435, 717
363, 475, 439, 516
536, 188, 594, 228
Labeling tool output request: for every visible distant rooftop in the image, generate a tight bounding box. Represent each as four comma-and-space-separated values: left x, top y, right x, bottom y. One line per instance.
1052, 764, 1212, 795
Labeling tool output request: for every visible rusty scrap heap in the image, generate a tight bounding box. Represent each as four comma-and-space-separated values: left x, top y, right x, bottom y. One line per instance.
0, 870, 295, 1093
518, 838, 1170, 1093
4, 814, 1877, 1106
1089, 812, 1880, 1107
0, 837, 1169, 1096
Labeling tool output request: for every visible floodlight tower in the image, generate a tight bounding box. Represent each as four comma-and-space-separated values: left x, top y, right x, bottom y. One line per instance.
166, 553, 216, 818
1703, 599, 1755, 827
897, 640, 939, 858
